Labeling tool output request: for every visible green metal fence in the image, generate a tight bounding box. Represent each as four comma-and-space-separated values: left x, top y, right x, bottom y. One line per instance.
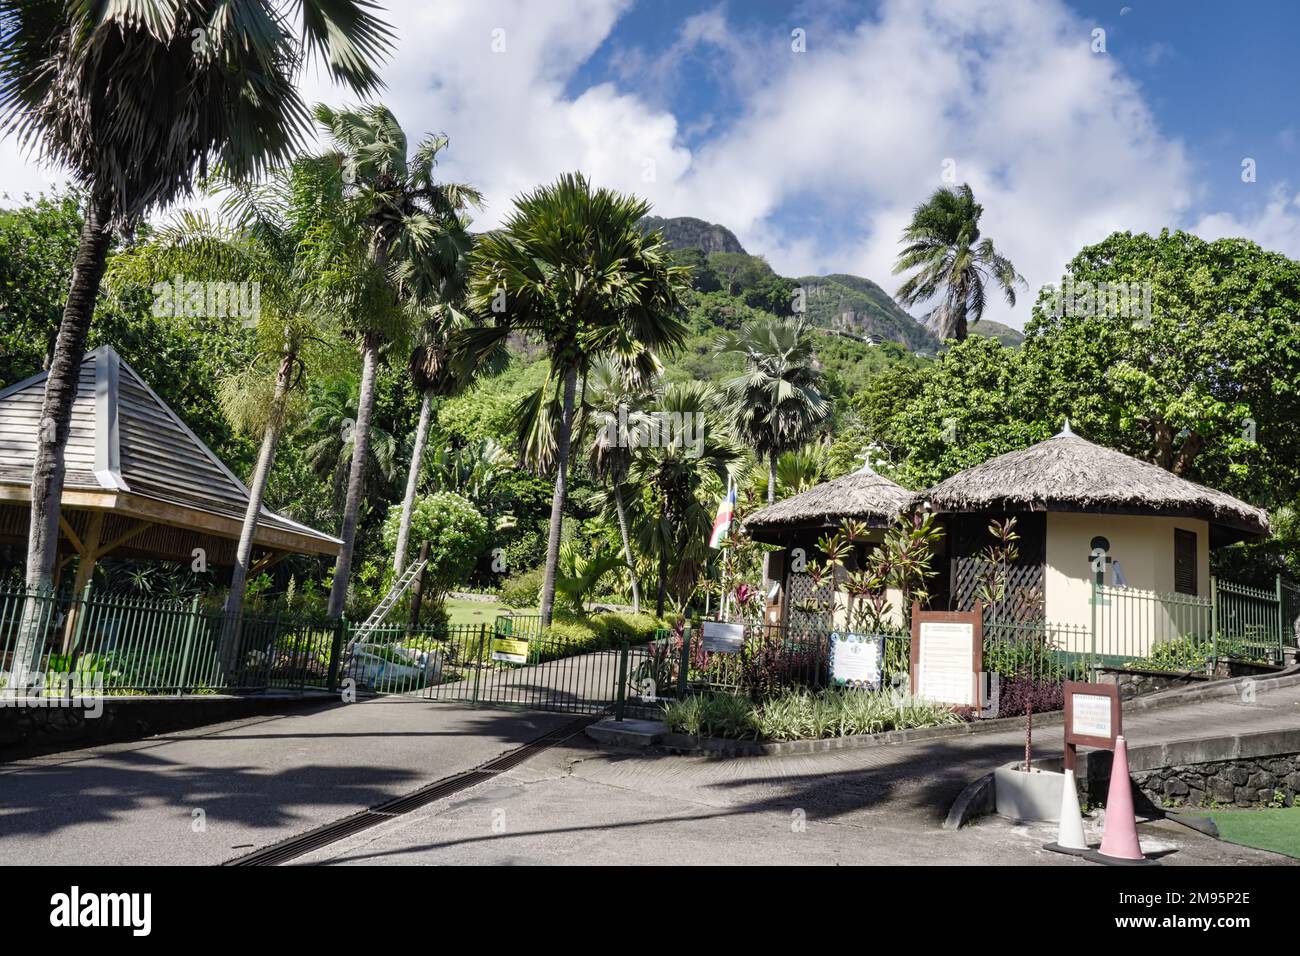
0, 585, 339, 696
0, 587, 634, 712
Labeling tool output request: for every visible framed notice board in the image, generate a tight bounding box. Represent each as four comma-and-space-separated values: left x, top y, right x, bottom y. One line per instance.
909, 603, 983, 707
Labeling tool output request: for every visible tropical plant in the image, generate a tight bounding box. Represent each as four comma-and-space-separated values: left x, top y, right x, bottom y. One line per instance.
627, 381, 744, 615
554, 541, 623, 613
108, 159, 351, 655
464, 173, 692, 626
300, 374, 400, 509
312, 104, 480, 617
893, 183, 1025, 341
715, 317, 830, 504
0, 0, 389, 598
0, 1, 389, 685
380, 491, 489, 607
742, 441, 832, 502
581, 357, 657, 613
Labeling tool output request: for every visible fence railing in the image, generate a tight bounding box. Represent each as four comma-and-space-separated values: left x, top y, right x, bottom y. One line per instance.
623, 573, 1298, 712
0, 587, 633, 706
0, 585, 342, 697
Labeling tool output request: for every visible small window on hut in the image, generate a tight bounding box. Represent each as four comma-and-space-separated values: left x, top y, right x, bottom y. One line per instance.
1174, 529, 1197, 595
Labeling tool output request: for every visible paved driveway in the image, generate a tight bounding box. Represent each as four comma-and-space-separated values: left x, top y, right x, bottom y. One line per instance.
0, 698, 575, 865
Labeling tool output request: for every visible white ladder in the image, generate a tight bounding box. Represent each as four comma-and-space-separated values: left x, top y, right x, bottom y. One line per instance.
348, 558, 428, 648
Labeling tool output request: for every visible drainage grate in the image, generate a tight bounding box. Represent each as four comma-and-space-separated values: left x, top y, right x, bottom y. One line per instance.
225, 714, 599, 866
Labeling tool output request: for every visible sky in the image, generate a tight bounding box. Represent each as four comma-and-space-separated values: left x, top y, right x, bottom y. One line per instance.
2, 0, 1297, 330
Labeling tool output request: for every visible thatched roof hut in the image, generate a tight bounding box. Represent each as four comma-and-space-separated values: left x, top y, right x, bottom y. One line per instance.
743, 463, 912, 545
922, 423, 1268, 544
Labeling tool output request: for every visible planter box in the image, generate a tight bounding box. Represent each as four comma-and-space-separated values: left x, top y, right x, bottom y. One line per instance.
994, 766, 1065, 823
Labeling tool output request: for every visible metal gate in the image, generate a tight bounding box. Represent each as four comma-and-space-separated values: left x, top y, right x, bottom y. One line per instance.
339, 616, 629, 714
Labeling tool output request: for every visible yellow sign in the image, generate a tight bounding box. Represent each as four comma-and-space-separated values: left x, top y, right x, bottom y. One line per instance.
491, 637, 529, 664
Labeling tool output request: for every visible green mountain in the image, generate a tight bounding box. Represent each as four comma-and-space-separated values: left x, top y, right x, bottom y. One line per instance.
797, 273, 939, 352
639, 215, 746, 255
967, 319, 1025, 348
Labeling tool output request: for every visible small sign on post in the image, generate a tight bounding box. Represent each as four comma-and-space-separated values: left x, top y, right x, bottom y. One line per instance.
1063, 680, 1121, 768
491, 636, 529, 665
910, 604, 982, 708
830, 632, 885, 690
701, 620, 744, 654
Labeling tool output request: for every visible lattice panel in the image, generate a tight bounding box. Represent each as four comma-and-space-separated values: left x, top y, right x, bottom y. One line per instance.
953, 556, 1045, 624
786, 571, 835, 636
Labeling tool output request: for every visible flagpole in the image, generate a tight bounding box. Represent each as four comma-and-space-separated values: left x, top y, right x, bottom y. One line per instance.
721, 477, 732, 623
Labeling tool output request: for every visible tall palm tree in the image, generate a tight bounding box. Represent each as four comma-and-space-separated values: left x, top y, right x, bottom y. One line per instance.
108, 160, 348, 660
582, 357, 656, 614
893, 183, 1026, 341
716, 317, 830, 505
464, 174, 691, 626
628, 381, 744, 616
313, 104, 481, 618
0, 1, 389, 687
301, 374, 399, 510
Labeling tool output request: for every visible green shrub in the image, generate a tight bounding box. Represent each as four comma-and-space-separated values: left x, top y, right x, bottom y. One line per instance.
1127, 635, 1210, 673
664, 688, 963, 742
587, 611, 665, 645
500, 567, 544, 609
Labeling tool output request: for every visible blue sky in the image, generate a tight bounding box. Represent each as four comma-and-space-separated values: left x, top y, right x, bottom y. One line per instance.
2, 0, 1296, 328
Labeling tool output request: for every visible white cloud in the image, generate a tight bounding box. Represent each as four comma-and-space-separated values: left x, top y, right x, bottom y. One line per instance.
3, 0, 1298, 330
1193, 187, 1300, 258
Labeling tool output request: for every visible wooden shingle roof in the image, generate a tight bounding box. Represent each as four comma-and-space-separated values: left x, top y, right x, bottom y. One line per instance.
0, 346, 339, 557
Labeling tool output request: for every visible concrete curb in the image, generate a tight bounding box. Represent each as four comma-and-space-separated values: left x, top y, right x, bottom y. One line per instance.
944, 771, 997, 830
1123, 664, 1300, 711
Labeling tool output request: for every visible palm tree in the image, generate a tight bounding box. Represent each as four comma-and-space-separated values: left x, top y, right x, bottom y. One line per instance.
108, 160, 348, 658
893, 183, 1026, 341
0, 1, 389, 687
301, 374, 400, 510
716, 317, 830, 505
465, 174, 691, 626
628, 381, 744, 616
394, 300, 499, 575
582, 357, 656, 614
313, 104, 481, 618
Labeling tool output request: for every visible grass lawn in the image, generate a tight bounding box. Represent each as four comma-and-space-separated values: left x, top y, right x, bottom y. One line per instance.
1207, 807, 1300, 859
443, 597, 530, 629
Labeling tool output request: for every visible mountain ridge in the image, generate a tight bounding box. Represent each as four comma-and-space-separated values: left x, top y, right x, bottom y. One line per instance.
640, 215, 1022, 350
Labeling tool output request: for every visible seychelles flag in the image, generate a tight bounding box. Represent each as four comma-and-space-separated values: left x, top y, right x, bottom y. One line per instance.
709, 482, 736, 549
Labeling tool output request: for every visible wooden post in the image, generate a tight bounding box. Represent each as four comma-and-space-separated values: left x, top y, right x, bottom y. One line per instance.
62, 511, 105, 653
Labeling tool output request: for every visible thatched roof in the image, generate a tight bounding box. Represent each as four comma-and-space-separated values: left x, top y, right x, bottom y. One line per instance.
743, 464, 912, 543
922, 424, 1268, 541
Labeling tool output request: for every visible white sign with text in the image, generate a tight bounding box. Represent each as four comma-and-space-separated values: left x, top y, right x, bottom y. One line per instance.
916, 620, 976, 706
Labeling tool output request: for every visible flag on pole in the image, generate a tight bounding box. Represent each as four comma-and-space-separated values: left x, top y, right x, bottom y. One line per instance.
709, 481, 736, 549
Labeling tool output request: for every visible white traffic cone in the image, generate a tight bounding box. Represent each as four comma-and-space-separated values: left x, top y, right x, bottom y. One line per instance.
1044, 768, 1090, 855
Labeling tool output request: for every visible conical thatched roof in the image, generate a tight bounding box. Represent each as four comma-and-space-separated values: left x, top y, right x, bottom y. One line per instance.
923, 425, 1268, 541
743, 464, 912, 543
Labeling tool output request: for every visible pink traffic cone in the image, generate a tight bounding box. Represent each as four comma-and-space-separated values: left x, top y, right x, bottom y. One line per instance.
1098, 735, 1145, 862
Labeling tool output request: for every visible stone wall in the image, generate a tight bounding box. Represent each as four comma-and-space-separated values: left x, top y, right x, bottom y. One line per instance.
1094, 667, 1207, 701
1132, 753, 1299, 809
1062, 728, 1300, 811
1, 694, 333, 761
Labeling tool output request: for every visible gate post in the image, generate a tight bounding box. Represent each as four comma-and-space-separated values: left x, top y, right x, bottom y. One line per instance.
176, 594, 200, 696
614, 640, 629, 721
677, 625, 691, 698
1210, 577, 1219, 674
326, 616, 346, 692
472, 623, 486, 705
1277, 573, 1285, 660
